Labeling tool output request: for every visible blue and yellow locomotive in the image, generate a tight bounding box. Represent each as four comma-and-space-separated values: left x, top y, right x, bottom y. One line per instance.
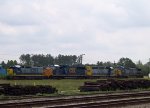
3, 65, 142, 79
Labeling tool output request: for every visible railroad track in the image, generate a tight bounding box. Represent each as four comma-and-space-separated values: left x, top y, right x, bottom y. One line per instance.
45, 97, 150, 108
1, 91, 150, 108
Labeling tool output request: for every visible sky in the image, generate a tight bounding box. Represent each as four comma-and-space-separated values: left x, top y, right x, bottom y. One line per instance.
0, 0, 150, 64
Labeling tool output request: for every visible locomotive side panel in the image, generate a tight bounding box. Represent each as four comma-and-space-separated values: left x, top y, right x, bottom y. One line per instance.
76, 66, 86, 75
68, 67, 76, 75
20, 67, 43, 75
0, 66, 7, 78
43, 67, 53, 77
85, 66, 93, 76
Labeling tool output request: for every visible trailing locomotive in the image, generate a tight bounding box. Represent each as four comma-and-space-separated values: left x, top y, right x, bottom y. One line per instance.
51, 65, 93, 79
4, 65, 143, 79
113, 66, 142, 77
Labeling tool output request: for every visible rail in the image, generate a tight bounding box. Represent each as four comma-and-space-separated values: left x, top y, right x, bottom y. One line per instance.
1, 91, 150, 108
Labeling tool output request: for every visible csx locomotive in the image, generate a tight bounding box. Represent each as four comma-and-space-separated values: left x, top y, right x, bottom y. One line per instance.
2, 65, 142, 79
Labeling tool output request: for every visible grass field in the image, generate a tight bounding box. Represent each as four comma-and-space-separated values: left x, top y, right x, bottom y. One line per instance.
0, 79, 99, 95
0, 78, 147, 98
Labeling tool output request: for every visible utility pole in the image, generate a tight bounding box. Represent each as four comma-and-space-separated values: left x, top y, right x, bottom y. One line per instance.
76, 54, 85, 65
80, 54, 85, 65
114, 61, 116, 67
148, 58, 150, 78
149, 58, 150, 75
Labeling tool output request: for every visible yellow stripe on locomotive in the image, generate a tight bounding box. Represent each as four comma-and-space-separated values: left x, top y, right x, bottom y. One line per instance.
85, 66, 93, 76
7, 68, 14, 76
113, 68, 122, 76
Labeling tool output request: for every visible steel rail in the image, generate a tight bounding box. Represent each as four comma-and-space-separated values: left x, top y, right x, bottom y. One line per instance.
45, 97, 150, 108
1, 91, 150, 108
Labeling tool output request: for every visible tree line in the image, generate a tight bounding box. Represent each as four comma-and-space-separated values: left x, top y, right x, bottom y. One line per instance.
0, 54, 150, 75
1, 54, 78, 68
19, 54, 77, 66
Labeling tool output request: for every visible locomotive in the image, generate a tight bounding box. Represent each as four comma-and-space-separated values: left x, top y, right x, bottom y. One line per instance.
4, 65, 143, 79
0, 65, 7, 78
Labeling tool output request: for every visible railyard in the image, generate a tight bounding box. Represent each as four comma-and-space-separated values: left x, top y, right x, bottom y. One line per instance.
0, 78, 148, 96
0, 79, 150, 107
1, 90, 150, 107
0, 0, 149, 107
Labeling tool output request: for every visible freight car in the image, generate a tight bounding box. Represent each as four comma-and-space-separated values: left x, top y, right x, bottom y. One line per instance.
5, 65, 143, 79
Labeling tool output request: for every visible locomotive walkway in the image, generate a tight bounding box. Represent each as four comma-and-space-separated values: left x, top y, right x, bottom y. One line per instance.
1, 91, 150, 108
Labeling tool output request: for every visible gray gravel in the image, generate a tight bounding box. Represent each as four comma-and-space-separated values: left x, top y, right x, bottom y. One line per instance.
115, 103, 150, 108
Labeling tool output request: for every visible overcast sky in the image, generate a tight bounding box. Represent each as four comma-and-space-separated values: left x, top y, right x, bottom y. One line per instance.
0, 0, 150, 64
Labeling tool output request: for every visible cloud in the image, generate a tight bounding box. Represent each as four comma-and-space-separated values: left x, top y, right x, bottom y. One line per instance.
0, 0, 150, 64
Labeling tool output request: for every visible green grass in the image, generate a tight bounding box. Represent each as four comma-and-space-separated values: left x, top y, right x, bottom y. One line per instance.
0, 79, 98, 95
0, 78, 146, 92
0, 78, 148, 99
0, 79, 116, 100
